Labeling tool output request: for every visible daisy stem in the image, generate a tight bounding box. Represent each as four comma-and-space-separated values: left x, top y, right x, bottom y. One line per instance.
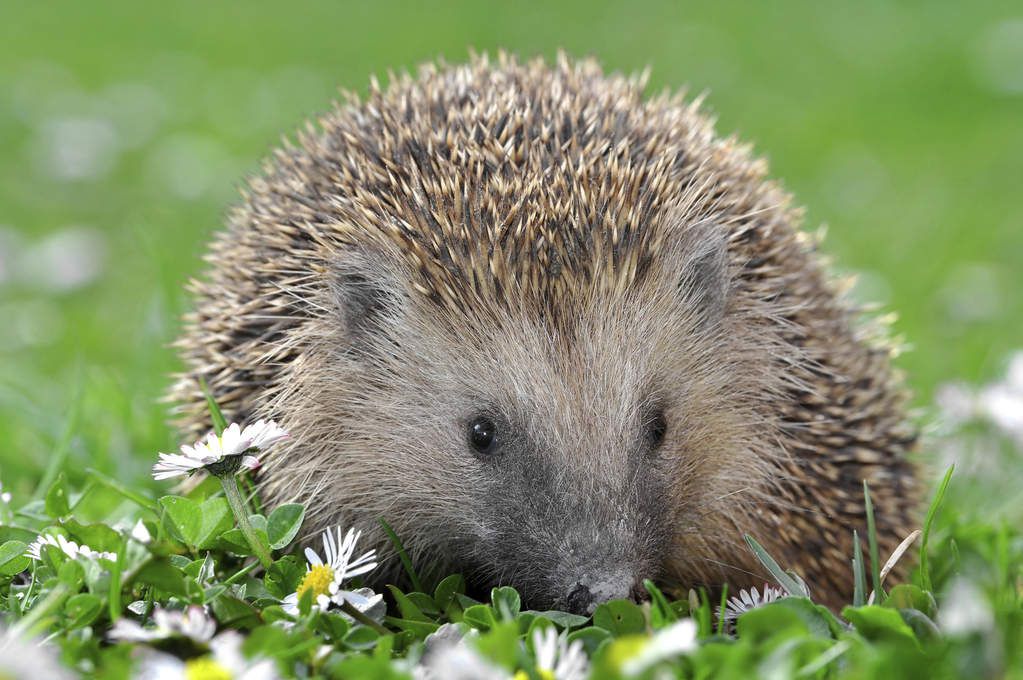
340, 601, 389, 635
219, 474, 273, 569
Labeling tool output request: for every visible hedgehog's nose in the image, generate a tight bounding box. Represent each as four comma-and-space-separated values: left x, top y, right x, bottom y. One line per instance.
565, 583, 595, 614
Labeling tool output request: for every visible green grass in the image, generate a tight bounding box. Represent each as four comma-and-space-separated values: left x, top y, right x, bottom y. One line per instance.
0, 0, 1021, 677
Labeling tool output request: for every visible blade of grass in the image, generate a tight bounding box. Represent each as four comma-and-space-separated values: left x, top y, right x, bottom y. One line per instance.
879, 529, 921, 585
851, 529, 866, 607
697, 588, 713, 637
919, 465, 954, 592
379, 518, 423, 593
863, 481, 883, 603
716, 583, 729, 635
200, 377, 228, 435
32, 378, 81, 501
744, 534, 804, 596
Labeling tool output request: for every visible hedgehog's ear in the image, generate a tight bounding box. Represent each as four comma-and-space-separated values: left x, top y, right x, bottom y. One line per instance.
676, 222, 729, 325
329, 250, 406, 348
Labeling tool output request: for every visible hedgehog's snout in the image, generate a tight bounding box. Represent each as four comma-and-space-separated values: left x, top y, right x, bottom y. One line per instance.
557, 567, 643, 615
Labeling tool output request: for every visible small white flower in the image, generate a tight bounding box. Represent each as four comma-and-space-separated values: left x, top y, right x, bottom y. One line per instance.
935, 351, 1023, 446
152, 420, 288, 480
620, 618, 698, 676
281, 526, 380, 616
108, 605, 216, 644
937, 578, 995, 637
720, 584, 786, 623
133, 630, 279, 680
0, 479, 11, 504
532, 626, 588, 680
0, 624, 74, 680
25, 533, 116, 562
131, 519, 152, 544
414, 641, 511, 680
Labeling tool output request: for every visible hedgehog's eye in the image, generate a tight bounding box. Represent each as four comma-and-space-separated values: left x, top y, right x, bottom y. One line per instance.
647, 411, 668, 448
468, 416, 497, 454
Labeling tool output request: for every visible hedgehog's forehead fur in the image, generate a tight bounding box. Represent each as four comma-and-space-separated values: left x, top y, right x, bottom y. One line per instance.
247, 52, 786, 322
178, 52, 918, 612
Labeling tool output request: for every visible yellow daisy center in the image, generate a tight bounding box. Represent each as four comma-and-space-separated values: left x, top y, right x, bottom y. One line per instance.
297, 564, 334, 601
513, 669, 555, 680
607, 635, 649, 669
184, 656, 232, 680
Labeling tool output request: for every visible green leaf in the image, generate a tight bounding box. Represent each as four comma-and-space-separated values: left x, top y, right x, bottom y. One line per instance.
842, 605, 917, 645
567, 626, 612, 655
242, 625, 298, 659
528, 610, 590, 629
735, 602, 811, 642
899, 608, 941, 645
433, 574, 466, 612
0, 540, 30, 576
771, 597, 843, 638
200, 377, 229, 435
64, 593, 103, 629
134, 559, 189, 597
217, 529, 254, 555
462, 604, 497, 631
265, 555, 304, 599
64, 519, 121, 553
316, 611, 352, 641
386, 585, 430, 622
0, 527, 38, 545
58, 559, 85, 591
44, 473, 70, 519
744, 535, 806, 597
196, 498, 235, 548
379, 518, 423, 593
210, 595, 260, 628
343, 624, 382, 649
383, 615, 439, 638
159, 495, 233, 548
593, 599, 646, 636
407, 591, 441, 618
474, 620, 520, 670
884, 584, 937, 619
266, 503, 305, 549
491, 586, 520, 620
160, 496, 202, 545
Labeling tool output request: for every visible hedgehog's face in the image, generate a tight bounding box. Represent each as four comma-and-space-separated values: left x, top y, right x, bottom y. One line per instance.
324, 227, 758, 614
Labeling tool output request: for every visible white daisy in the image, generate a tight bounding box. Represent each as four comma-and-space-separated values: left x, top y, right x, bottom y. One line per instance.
281, 526, 380, 616
108, 605, 216, 644
25, 533, 116, 562
720, 584, 786, 623
0, 625, 74, 680
414, 641, 511, 680
131, 519, 153, 544
532, 626, 588, 680
937, 578, 995, 637
152, 420, 288, 480
620, 618, 698, 676
132, 630, 279, 680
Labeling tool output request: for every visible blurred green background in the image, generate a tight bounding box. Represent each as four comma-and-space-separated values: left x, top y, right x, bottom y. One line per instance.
1, 1, 1020, 496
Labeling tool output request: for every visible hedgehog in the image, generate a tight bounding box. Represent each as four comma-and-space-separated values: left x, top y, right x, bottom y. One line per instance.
171, 53, 919, 613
